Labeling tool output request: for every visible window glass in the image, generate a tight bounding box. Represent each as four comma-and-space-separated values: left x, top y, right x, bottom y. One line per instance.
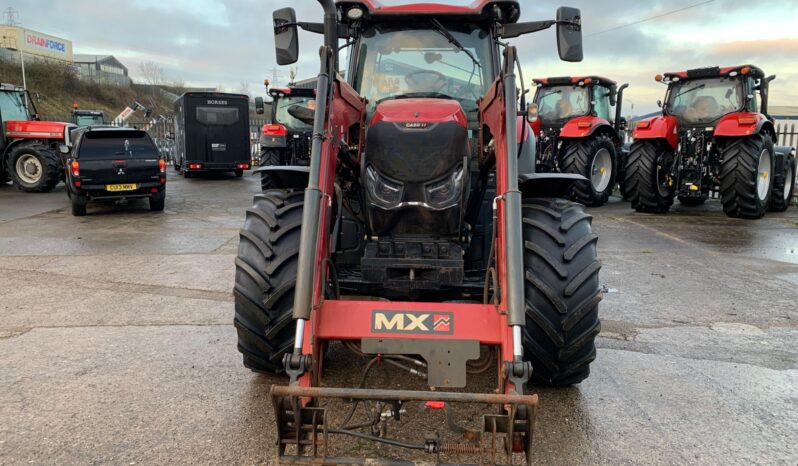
79, 131, 158, 160
0, 90, 30, 121
196, 107, 239, 126
535, 85, 589, 122
274, 96, 314, 131
666, 77, 743, 124
592, 85, 612, 121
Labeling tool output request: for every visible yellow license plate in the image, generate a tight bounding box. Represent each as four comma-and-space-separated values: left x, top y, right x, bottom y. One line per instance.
106, 183, 137, 192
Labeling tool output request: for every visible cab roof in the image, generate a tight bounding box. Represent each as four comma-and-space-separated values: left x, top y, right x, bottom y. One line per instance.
533, 76, 617, 87
336, 0, 521, 23
660, 64, 765, 82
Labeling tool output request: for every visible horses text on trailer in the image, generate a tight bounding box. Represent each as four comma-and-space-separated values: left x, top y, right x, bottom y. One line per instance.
173, 92, 251, 177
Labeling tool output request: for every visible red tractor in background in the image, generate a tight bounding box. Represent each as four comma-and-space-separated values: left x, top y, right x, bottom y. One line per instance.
234, 0, 598, 464
254, 83, 316, 191
530, 76, 629, 206
0, 83, 72, 192
624, 65, 795, 218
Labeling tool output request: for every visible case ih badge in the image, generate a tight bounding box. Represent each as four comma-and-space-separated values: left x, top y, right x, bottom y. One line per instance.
371, 310, 453, 334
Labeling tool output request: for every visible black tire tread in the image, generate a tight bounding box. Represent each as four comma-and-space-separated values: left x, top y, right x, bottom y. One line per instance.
624, 141, 674, 213
719, 134, 773, 219
233, 189, 304, 373
9, 143, 61, 193
260, 148, 283, 191
522, 198, 602, 386
768, 154, 794, 212
560, 135, 617, 207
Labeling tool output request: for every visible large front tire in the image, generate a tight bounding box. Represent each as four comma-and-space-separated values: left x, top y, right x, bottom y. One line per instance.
8, 143, 61, 193
233, 190, 303, 373
560, 135, 617, 207
720, 134, 774, 219
522, 198, 601, 386
624, 141, 675, 213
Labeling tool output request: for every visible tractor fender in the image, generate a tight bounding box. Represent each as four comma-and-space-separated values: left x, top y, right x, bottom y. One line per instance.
632, 115, 679, 150
714, 113, 777, 142
518, 173, 586, 198
259, 132, 288, 148
516, 117, 536, 175
252, 165, 309, 190
559, 116, 616, 141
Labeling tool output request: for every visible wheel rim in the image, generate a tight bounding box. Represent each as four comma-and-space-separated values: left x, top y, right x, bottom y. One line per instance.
590, 148, 612, 192
15, 154, 43, 185
784, 163, 794, 202
756, 149, 772, 201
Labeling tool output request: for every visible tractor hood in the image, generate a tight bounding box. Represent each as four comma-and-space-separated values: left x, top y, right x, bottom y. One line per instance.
369, 98, 467, 131
363, 98, 469, 236
5, 120, 69, 139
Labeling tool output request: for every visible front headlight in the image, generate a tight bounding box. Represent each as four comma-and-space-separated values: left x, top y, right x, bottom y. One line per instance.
365, 165, 403, 209
425, 165, 464, 209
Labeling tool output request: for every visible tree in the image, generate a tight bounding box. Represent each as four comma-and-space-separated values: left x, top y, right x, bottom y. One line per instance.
138, 61, 166, 86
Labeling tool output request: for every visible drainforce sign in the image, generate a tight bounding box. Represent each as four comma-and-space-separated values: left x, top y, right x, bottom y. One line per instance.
0, 26, 73, 61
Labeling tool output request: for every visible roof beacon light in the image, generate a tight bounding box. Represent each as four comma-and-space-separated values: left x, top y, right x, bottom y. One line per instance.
347, 7, 364, 20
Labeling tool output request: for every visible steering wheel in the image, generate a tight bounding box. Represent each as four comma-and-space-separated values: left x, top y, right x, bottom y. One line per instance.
404, 70, 448, 93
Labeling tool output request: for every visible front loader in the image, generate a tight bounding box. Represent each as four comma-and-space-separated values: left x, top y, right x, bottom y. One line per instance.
234, 2, 601, 464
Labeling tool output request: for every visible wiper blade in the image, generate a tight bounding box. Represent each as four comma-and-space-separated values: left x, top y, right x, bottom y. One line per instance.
429, 19, 481, 69
673, 83, 706, 100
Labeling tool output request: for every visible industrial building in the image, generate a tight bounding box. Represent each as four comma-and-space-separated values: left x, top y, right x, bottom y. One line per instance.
73, 54, 131, 86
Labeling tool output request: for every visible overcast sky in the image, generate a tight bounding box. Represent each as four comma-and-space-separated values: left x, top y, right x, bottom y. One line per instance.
11, 0, 798, 114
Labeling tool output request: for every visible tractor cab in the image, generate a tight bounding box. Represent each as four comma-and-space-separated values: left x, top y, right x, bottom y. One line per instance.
0, 84, 35, 124
70, 109, 107, 127
658, 65, 769, 127
529, 76, 628, 206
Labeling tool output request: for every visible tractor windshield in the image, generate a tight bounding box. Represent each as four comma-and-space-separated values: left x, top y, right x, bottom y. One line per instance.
274, 96, 314, 131
0, 90, 31, 122
666, 77, 743, 124
354, 23, 492, 120
534, 85, 589, 122
75, 115, 105, 126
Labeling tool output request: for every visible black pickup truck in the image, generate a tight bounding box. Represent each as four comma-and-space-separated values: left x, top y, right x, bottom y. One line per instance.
61, 127, 166, 216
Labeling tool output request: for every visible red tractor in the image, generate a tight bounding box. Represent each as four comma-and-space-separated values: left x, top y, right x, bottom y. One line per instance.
234, 1, 600, 464
0, 83, 72, 192
530, 76, 629, 206
624, 65, 795, 218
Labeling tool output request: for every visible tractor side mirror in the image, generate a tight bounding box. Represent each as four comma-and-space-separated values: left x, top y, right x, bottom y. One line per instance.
619, 117, 628, 130
657, 100, 662, 108
255, 97, 265, 115
274, 8, 299, 65
556, 7, 583, 62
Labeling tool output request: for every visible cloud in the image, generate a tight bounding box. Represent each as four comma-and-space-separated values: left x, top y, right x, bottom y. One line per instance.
9, 0, 797, 114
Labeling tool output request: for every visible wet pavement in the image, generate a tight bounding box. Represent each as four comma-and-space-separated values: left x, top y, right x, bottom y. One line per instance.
1, 170, 796, 465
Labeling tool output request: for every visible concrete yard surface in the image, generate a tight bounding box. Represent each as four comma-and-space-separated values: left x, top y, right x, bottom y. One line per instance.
1, 170, 796, 465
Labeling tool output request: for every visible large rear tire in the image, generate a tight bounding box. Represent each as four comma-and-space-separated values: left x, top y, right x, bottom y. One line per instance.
8, 143, 61, 193
259, 148, 283, 191
768, 153, 794, 213
624, 140, 675, 213
560, 135, 617, 207
521, 198, 601, 386
233, 190, 303, 373
720, 134, 774, 219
